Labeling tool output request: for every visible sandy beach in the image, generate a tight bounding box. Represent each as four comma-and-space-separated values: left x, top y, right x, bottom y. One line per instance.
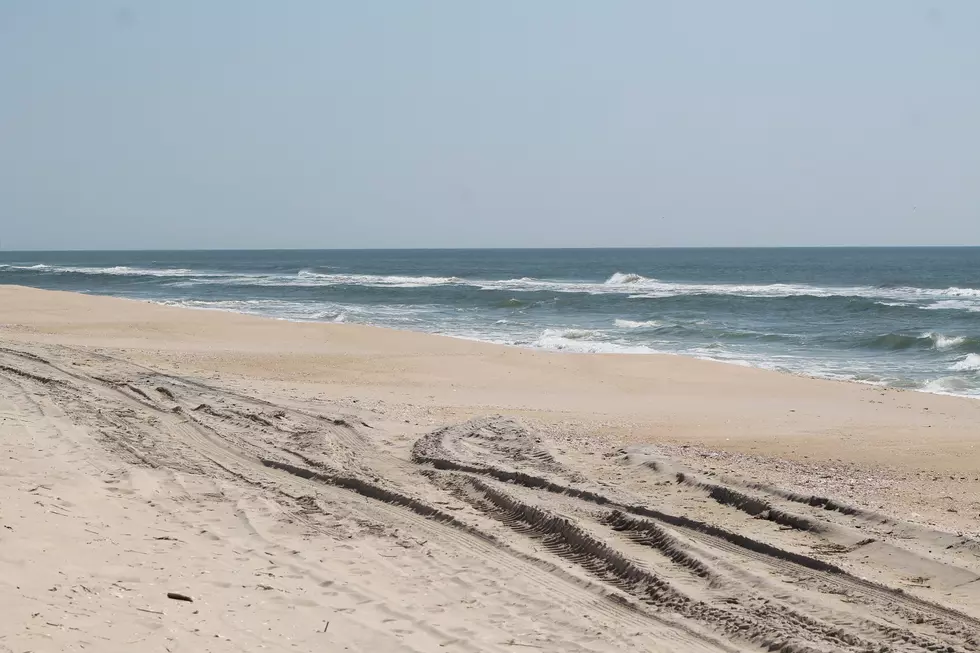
3, 284, 980, 652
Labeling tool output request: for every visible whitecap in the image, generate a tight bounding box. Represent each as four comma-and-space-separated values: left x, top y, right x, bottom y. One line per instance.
614, 318, 662, 329
154, 270, 980, 307
951, 354, 980, 372
7, 262, 980, 309
922, 332, 966, 350
605, 272, 654, 285
2, 264, 226, 278
290, 271, 460, 288
921, 299, 980, 312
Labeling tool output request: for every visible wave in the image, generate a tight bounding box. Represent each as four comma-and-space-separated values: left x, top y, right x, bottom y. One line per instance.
614, 318, 663, 329
0, 263, 224, 278
921, 299, 980, 312
0, 263, 49, 270
530, 328, 655, 354
604, 272, 655, 285
296, 270, 460, 288
144, 296, 980, 397
157, 298, 358, 323
922, 375, 978, 395
192, 269, 980, 308
541, 328, 601, 341
0, 264, 460, 288
308, 308, 348, 323
864, 332, 979, 353
951, 354, 980, 372
875, 301, 914, 308
482, 273, 980, 309
931, 333, 966, 350
5, 263, 980, 310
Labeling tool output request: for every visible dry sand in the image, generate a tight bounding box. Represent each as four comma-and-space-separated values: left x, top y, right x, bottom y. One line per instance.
2, 284, 980, 652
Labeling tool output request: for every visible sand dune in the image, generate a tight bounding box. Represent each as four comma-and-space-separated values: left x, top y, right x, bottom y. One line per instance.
2, 285, 980, 652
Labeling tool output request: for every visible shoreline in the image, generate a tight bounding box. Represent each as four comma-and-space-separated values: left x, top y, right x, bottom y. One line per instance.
68, 287, 980, 403
5, 250, 979, 403
3, 284, 980, 463
0, 284, 962, 392
4, 285, 980, 532
155, 293, 980, 400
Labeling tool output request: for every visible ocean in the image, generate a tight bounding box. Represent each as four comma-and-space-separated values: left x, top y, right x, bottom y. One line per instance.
2, 248, 979, 398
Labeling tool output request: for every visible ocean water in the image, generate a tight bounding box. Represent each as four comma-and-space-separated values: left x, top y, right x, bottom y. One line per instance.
2, 248, 979, 398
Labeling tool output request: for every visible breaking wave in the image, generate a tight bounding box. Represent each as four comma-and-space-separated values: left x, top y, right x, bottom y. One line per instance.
865, 332, 978, 353
0, 263, 216, 277
4, 252, 979, 399
604, 272, 655, 285
4, 264, 980, 311
614, 319, 663, 329
951, 354, 980, 372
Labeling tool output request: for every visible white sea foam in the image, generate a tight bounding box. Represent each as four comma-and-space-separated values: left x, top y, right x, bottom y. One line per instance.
531, 329, 655, 354
309, 309, 348, 323
546, 328, 601, 340
921, 299, 980, 312
101, 266, 206, 277
159, 298, 362, 324
923, 332, 966, 350
951, 354, 980, 372
605, 272, 654, 285
477, 274, 980, 309
614, 319, 662, 329
144, 296, 980, 398
159, 298, 313, 316
0, 263, 51, 270
922, 376, 976, 395
295, 270, 460, 288
1, 263, 225, 277
6, 263, 980, 310
686, 346, 756, 367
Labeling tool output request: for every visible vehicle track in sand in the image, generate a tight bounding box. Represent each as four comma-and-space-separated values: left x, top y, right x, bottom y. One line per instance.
415, 415, 980, 651
3, 342, 979, 652
0, 344, 729, 652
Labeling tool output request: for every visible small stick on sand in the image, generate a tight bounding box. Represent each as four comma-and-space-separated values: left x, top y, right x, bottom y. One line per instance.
137, 607, 164, 615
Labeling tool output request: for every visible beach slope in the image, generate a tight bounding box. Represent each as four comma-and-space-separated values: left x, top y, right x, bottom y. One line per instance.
3, 285, 980, 652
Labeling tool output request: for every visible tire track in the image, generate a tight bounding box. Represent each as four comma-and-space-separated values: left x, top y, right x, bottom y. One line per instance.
444, 473, 890, 653
5, 345, 978, 651
674, 472, 824, 533
415, 418, 980, 650
0, 347, 725, 650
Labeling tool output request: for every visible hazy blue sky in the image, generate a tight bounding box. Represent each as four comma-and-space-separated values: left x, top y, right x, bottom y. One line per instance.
1, 2, 978, 249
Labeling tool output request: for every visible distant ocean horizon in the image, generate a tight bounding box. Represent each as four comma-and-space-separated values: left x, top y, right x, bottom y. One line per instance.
3, 247, 979, 398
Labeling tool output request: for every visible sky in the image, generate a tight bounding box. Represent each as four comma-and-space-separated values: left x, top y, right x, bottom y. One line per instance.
1, 2, 978, 250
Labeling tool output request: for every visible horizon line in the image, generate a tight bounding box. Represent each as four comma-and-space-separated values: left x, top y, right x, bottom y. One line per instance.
2, 244, 980, 254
